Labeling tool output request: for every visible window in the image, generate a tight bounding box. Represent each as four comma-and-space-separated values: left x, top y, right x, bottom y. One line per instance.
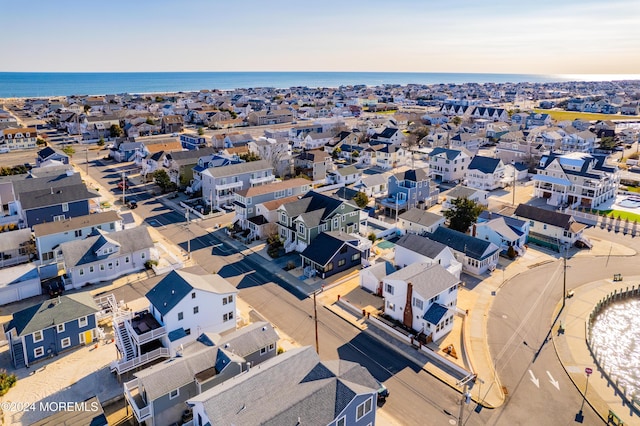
61, 337, 71, 348
193, 306, 199, 314
57, 323, 65, 333
351, 253, 361, 262
178, 312, 184, 321
191, 292, 196, 299
185, 328, 191, 335
125, 257, 129, 264
228, 295, 233, 303
223, 296, 228, 305
34, 347, 44, 358
33, 330, 44, 343
298, 223, 305, 234
53, 215, 65, 221
223, 311, 234, 322
78, 317, 88, 328
169, 389, 179, 400
413, 297, 423, 310
75, 229, 82, 237
356, 397, 373, 420
79, 268, 84, 276
141, 252, 145, 259
260, 347, 267, 355
338, 259, 346, 267
108, 262, 113, 269
336, 417, 346, 426
62, 203, 69, 212
385, 283, 394, 295
100, 264, 105, 271
269, 343, 275, 351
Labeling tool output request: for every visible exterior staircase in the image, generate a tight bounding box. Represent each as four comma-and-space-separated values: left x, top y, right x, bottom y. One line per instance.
12, 342, 25, 368
116, 323, 136, 361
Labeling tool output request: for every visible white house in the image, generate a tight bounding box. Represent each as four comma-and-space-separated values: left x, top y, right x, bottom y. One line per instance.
397, 208, 445, 236
394, 233, 462, 279
59, 226, 154, 290
429, 148, 470, 183
465, 155, 506, 191
441, 185, 488, 209
382, 262, 460, 342
513, 203, 590, 251
326, 165, 362, 186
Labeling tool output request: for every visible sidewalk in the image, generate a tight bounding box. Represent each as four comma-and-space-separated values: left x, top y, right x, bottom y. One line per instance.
554, 277, 640, 425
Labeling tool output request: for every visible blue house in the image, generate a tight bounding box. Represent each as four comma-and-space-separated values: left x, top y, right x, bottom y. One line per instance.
377, 168, 438, 217
300, 231, 371, 279
35, 146, 70, 166
180, 133, 207, 150
20, 184, 99, 227
4, 293, 99, 368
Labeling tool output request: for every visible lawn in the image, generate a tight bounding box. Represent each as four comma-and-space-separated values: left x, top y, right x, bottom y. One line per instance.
588, 209, 640, 223
532, 109, 640, 122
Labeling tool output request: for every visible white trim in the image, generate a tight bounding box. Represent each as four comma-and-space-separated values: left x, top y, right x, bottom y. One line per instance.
57, 323, 65, 333
61, 337, 71, 348
169, 388, 179, 400
78, 316, 88, 328
34, 346, 44, 358
33, 330, 43, 343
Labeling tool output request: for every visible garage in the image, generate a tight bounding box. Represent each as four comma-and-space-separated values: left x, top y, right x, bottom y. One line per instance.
0, 264, 42, 306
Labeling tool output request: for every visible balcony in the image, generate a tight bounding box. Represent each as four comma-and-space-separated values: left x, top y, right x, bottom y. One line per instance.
126, 311, 166, 346
377, 196, 408, 210
250, 175, 275, 186
124, 379, 152, 423
111, 346, 170, 375
216, 181, 243, 191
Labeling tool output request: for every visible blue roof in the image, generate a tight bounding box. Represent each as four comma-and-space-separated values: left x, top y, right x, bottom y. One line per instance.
423, 303, 449, 325
428, 227, 499, 261
430, 147, 463, 161
468, 155, 502, 174
146, 270, 194, 316
168, 327, 187, 342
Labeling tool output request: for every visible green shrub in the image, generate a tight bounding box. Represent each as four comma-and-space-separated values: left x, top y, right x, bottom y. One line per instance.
0, 369, 17, 396
144, 260, 158, 269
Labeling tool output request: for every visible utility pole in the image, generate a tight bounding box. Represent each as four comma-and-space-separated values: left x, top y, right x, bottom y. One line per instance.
186, 210, 191, 260
85, 147, 89, 175
313, 291, 319, 354
562, 251, 567, 311
122, 171, 126, 205
512, 162, 516, 206
456, 374, 474, 425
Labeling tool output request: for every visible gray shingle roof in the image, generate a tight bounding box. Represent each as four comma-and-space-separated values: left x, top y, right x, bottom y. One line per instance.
468, 155, 502, 174
444, 185, 481, 200
5, 292, 99, 337
189, 346, 378, 426
12, 173, 82, 196
513, 204, 573, 230
206, 159, 271, 178
19, 184, 99, 210
428, 227, 500, 261
33, 211, 122, 238
59, 226, 153, 267
398, 208, 444, 228
146, 270, 237, 316
385, 262, 458, 300
396, 233, 448, 259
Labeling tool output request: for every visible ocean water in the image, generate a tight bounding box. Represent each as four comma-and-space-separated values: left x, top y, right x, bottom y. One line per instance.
1, 71, 638, 99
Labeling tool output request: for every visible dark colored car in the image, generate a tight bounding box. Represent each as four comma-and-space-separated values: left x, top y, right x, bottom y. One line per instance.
376, 380, 389, 402
44, 279, 64, 298
128, 200, 138, 209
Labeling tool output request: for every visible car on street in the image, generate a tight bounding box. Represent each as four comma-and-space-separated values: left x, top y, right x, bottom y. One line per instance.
376, 380, 389, 402
128, 200, 138, 209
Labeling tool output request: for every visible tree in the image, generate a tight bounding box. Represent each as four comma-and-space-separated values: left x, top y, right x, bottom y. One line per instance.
146, 117, 155, 125
197, 127, 205, 136
109, 124, 123, 138
153, 169, 175, 193
442, 197, 485, 233
83, 105, 91, 113
331, 147, 342, 160
599, 136, 616, 150
353, 192, 369, 208
451, 116, 462, 126
36, 138, 47, 146
61, 146, 75, 157
239, 152, 261, 162
97, 137, 105, 147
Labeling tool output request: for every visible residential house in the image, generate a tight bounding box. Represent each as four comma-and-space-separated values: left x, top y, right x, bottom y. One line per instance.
465, 155, 506, 191
12, 173, 100, 227
526, 113, 552, 128
123, 321, 279, 426
247, 137, 292, 177
360, 260, 396, 295
504, 162, 529, 183
277, 191, 360, 253
161, 115, 184, 134
429, 148, 470, 183
58, 226, 154, 289
532, 152, 619, 208
560, 130, 597, 153
187, 346, 379, 426
35, 147, 69, 167
472, 106, 508, 122
300, 231, 371, 279
374, 143, 410, 170
246, 109, 294, 126
232, 178, 311, 237
394, 233, 462, 279
0, 127, 38, 151
513, 204, 590, 251
0, 229, 34, 269
382, 262, 459, 342
327, 165, 362, 186
200, 160, 274, 209
353, 172, 389, 199
441, 185, 488, 209
398, 208, 446, 236
294, 150, 332, 184
111, 269, 239, 376
212, 133, 255, 149
301, 132, 334, 150
163, 147, 219, 188
180, 133, 207, 150
4, 293, 99, 368
450, 132, 484, 154
34, 210, 123, 265
473, 211, 529, 256
427, 227, 500, 275
371, 127, 404, 145
377, 169, 438, 218
249, 195, 299, 241
112, 141, 146, 163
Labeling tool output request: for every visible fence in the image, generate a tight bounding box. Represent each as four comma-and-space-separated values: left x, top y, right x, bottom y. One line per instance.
565, 207, 640, 236
585, 286, 640, 414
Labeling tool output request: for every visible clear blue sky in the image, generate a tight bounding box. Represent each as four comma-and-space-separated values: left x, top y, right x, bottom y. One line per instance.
4, 0, 639, 74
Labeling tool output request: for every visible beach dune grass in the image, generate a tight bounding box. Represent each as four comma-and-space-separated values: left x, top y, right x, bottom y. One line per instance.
532, 109, 640, 122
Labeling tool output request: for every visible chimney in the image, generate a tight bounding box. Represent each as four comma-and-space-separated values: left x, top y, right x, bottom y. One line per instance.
472, 224, 477, 237
403, 282, 413, 329
50, 187, 54, 194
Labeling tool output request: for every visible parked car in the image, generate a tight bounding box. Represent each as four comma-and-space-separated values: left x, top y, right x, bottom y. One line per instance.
376, 380, 389, 402
117, 180, 130, 190
128, 200, 138, 209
